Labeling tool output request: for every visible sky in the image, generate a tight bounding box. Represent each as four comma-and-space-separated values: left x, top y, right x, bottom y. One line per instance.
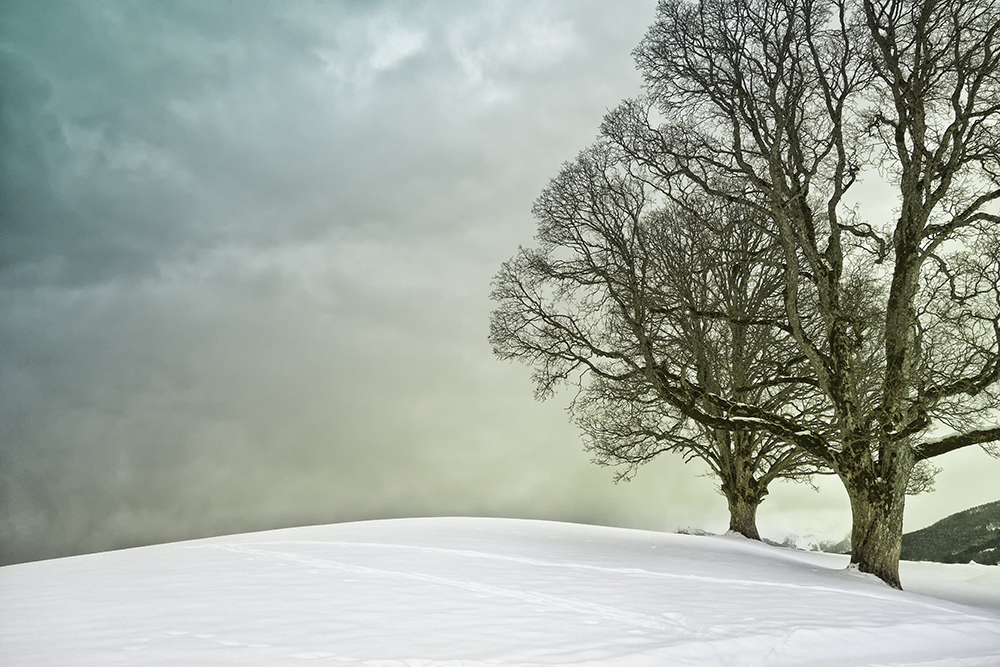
2, 0, 999, 566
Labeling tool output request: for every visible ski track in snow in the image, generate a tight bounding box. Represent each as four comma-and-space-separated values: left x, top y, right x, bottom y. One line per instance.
194, 539, 995, 622
201, 542, 676, 631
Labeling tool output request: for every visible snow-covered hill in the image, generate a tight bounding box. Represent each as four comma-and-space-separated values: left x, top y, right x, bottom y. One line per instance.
2, 517, 999, 666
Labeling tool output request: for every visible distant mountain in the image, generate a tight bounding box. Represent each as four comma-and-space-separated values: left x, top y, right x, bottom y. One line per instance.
763, 534, 852, 554
901, 500, 1000, 565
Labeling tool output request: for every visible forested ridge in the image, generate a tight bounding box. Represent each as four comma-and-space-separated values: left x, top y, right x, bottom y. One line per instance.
902, 501, 1000, 565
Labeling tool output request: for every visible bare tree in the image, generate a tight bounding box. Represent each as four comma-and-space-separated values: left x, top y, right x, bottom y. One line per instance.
490, 140, 829, 540
597, 0, 1000, 587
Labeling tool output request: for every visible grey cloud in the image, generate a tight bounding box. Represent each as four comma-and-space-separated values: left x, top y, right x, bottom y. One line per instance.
1, 0, 613, 287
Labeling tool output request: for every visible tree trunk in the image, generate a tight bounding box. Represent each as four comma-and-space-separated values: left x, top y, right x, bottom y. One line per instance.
840, 447, 914, 589
717, 430, 765, 541
725, 490, 762, 541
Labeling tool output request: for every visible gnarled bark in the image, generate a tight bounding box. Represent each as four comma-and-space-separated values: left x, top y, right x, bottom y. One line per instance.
840, 444, 914, 589
717, 430, 769, 540
724, 487, 764, 540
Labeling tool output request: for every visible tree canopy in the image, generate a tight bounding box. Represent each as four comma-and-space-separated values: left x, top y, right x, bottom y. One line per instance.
600, 0, 1000, 588
495, 0, 1000, 589
491, 140, 831, 540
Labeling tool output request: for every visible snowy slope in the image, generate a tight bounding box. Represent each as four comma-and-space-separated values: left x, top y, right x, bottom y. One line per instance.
2, 517, 1000, 666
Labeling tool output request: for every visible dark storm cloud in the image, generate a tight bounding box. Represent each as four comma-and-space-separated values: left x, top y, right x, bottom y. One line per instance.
2, 0, 637, 286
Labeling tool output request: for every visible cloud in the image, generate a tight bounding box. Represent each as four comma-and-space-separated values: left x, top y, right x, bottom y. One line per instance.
366, 18, 428, 72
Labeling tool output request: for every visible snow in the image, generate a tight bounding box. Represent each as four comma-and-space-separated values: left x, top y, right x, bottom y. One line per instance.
2, 517, 999, 666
